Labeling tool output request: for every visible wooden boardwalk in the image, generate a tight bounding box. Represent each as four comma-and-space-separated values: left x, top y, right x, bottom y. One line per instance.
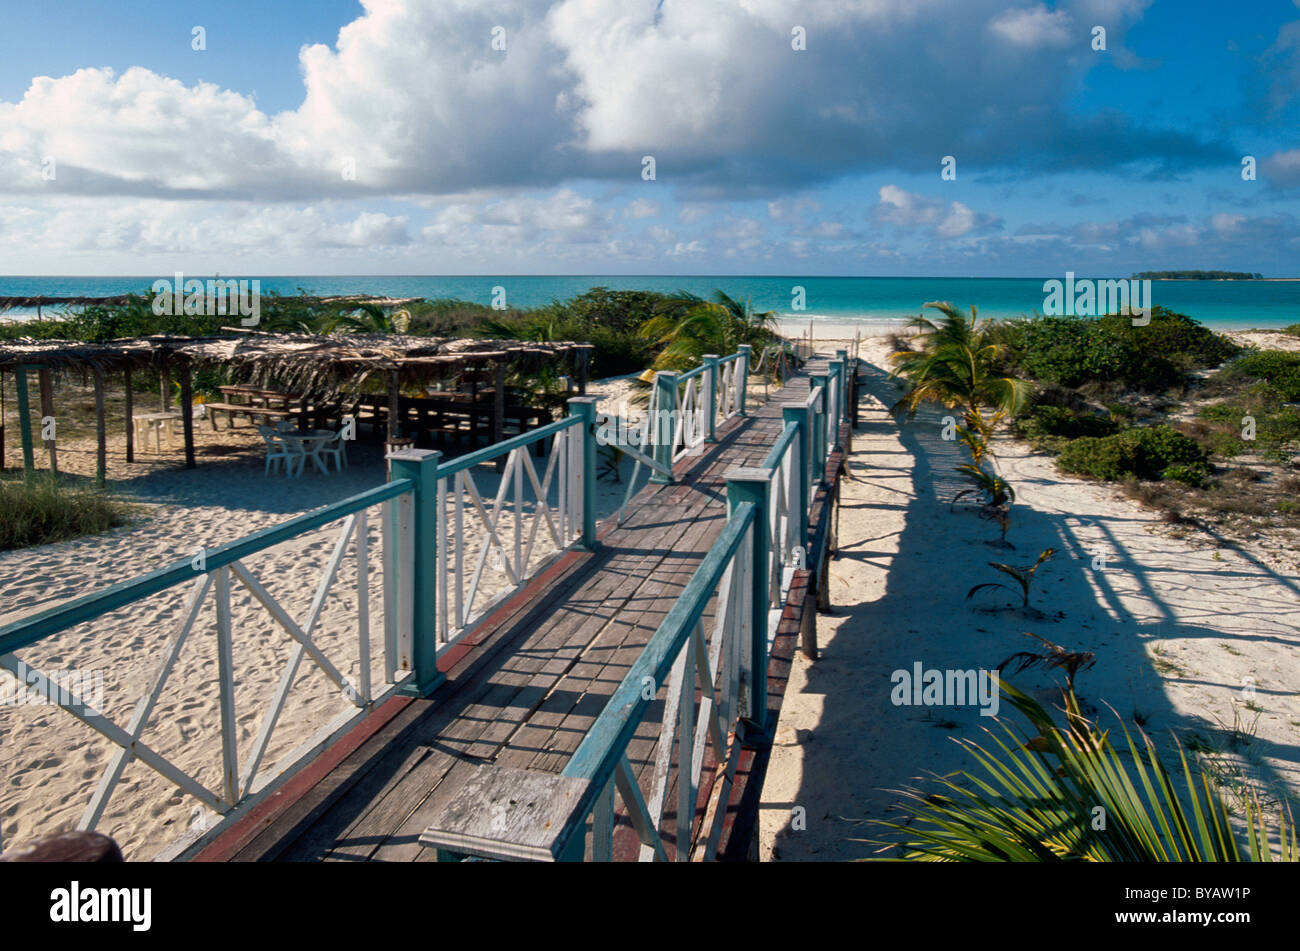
196, 367, 832, 862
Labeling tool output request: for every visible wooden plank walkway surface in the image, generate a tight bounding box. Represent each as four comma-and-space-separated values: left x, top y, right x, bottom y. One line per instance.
196, 367, 824, 862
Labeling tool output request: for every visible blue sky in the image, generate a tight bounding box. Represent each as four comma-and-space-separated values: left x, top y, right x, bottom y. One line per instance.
1, 0, 1299, 276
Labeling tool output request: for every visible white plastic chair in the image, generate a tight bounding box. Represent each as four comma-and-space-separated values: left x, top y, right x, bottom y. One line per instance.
317, 429, 349, 472
259, 425, 302, 477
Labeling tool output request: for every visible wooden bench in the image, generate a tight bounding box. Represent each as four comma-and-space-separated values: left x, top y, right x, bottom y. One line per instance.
204, 402, 296, 430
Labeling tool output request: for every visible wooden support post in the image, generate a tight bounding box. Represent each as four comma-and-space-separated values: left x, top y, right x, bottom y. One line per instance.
567, 397, 598, 550
179, 361, 195, 470
388, 448, 446, 698
493, 360, 506, 473
800, 580, 818, 661
38, 368, 57, 474
726, 466, 774, 729
576, 346, 591, 396
92, 367, 106, 487
650, 371, 677, 484
1, 370, 6, 471
123, 367, 134, 463
387, 369, 401, 444
14, 366, 35, 476
835, 348, 849, 429
702, 354, 719, 443
159, 361, 171, 412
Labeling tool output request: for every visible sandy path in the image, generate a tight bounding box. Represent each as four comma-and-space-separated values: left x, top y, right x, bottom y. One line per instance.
759, 340, 1300, 860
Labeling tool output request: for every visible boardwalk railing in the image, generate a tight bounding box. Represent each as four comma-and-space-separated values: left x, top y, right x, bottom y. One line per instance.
0, 397, 600, 857
419, 352, 855, 862
434, 401, 595, 648
0, 479, 417, 856
610, 345, 749, 522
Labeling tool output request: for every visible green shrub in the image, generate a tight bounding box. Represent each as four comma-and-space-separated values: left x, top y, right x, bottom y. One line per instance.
0, 476, 135, 550
1162, 462, 1212, 488
1016, 405, 1118, 441
1057, 425, 1207, 481
1002, 308, 1239, 391
1224, 351, 1300, 402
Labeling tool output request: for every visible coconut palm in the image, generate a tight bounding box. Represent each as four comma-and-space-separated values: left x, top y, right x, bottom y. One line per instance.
890, 301, 1032, 448
640, 289, 777, 372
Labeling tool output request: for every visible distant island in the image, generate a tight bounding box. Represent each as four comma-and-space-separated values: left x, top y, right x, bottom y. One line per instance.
1133, 270, 1262, 280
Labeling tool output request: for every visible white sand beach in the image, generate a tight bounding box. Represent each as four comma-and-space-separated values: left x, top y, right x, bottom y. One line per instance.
760, 335, 1300, 860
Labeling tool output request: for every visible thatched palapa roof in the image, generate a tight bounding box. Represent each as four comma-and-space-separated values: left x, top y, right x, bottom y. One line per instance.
0, 331, 589, 398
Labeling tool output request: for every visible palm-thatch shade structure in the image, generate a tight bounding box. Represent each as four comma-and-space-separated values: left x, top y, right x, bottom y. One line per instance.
0, 331, 592, 480
0, 294, 425, 317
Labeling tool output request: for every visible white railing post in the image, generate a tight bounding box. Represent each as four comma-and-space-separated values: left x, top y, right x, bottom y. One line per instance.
651, 371, 677, 484
213, 565, 239, 808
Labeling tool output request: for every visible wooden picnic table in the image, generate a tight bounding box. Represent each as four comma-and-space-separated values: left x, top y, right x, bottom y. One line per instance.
207, 386, 304, 430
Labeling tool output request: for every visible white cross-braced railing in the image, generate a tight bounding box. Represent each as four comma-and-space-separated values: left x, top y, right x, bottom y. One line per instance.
437, 423, 584, 647
561, 499, 760, 862
0, 480, 415, 858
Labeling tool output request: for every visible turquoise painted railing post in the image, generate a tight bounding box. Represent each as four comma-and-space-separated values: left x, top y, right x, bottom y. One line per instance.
567, 397, 599, 549
781, 406, 810, 556
651, 371, 677, 484
702, 354, 719, 443
809, 373, 828, 483
827, 359, 844, 451
835, 348, 849, 424
726, 466, 773, 728
389, 449, 446, 698
736, 344, 752, 415
14, 365, 35, 476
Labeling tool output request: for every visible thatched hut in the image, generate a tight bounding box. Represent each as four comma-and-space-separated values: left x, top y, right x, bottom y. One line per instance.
0, 331, 592, 480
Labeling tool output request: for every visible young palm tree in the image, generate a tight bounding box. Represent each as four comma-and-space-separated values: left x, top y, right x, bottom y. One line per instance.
640, 289, 777, 372
890, 301, 1032, 447
322, 303, 411, 335
869, 680, 1296, 862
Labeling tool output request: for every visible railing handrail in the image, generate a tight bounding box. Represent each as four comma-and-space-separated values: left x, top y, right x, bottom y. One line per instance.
0, 479, 415, 654
761, 421, 799, 471
434, 415, 582, 480
562, 500, 757, 789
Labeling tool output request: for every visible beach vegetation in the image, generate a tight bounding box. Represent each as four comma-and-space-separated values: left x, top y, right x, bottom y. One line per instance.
869, 680, 1296, 862
992, 307, 1239, 393
638, 289, 778, 373
890, 302, 1032, 446
0, 474, 135, 550
952, 463, 1014, 509
1056, 425, 1207, 482
966, 547, 1054, 610
1221, 351, 1300, 402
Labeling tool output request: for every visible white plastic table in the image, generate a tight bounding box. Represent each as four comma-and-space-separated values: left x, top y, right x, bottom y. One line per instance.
277, 430, 337, 476
132, 412, 183, 452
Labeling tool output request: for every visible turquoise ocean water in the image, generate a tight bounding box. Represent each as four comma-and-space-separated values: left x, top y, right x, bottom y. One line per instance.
2, 275, 1298, 330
